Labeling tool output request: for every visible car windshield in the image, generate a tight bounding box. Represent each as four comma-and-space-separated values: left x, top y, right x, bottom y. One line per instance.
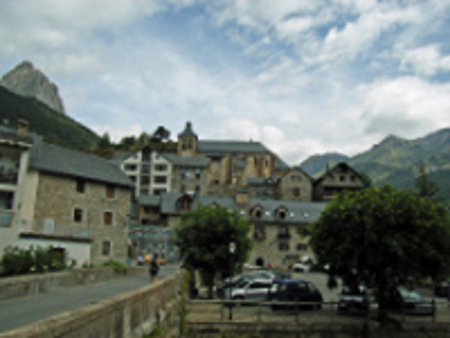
398, 288, 422, 301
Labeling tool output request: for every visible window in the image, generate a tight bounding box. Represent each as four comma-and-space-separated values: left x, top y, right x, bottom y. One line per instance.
154, 176, 167, 184
279, 226, 289, 235
296, 243, 306, 251
340, 175, 346, 182
124, 164, 137, 171
195, 169, 201, 179
279, 243, 289, 251
74, 208, 83, 223
276, 208, 287, 220
102, 241, 111, 256
154, 164, 167, 172
292, 187, 300, 197
106, 185, 115, 199
76, 180, 85, 193
104, 212, 113, 226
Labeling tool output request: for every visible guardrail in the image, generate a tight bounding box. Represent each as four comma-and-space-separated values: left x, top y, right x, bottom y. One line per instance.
187, 298, 443, 324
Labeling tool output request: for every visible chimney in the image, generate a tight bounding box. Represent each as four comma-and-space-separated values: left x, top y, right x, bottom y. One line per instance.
17, 119, 29, 137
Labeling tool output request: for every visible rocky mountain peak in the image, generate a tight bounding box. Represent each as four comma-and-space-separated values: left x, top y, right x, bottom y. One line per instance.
0, 61, 65, 114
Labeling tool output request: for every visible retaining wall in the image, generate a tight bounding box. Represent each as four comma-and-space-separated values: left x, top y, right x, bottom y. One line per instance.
0, 267, 144, 300
0, 271, 183, 338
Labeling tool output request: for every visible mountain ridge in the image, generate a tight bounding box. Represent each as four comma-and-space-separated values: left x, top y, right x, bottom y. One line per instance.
1, 61, 65, 114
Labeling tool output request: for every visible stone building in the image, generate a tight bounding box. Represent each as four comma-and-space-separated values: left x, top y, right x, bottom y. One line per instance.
313, 162, 367, 201
0, 123, 134, 266
135, 191, 326, 268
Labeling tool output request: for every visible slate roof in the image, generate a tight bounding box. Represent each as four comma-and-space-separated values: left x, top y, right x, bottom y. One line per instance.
29, 142, 134, 188
178, 122, 198, 138
248, 198, 326, 224
247, 177, 278, 186
161, 153, 210, 168
148, 192, 326, 224
139, 195, 161, 206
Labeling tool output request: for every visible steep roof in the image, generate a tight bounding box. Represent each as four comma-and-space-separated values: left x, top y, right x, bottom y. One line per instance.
178, 122, 198, 138
30, 142, 134, 188
149, 192, 326, 224
161, 153, 210, 168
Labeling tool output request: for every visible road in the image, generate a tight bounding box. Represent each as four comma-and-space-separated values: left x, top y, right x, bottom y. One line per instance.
0, 265, 179, 333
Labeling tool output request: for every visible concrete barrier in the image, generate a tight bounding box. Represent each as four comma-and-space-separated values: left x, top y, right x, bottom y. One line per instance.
0, 267, 144, 300
0, 271, 183, 338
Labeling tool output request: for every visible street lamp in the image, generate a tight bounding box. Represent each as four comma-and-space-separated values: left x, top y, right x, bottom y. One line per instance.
229, 241, 236, 320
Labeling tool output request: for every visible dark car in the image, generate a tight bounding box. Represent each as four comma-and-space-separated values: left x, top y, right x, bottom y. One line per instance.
387, 287, 434, 315
337, 285, 369, 314
268, 279, 323, 310
433, 280, 449, 298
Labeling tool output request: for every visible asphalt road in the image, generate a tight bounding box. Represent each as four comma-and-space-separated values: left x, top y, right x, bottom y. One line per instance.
0, 265, 179, 333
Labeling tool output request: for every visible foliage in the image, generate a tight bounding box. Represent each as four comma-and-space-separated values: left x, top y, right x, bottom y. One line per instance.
415, 162, 441, 201
103, 260, 128, 274
0, 87, 100, 150
0, 246, 69, 276
175, 204, 253, 298
151, 126, 171, 142
308, 185, 450, 316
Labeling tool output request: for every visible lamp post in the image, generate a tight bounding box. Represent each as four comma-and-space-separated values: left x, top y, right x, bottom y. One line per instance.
229, 241, 236, 320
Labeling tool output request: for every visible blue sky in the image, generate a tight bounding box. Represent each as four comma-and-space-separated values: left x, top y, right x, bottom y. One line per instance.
1, 0, 450, 165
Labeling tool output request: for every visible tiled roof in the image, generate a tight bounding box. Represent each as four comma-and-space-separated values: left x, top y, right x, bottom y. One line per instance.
30, 142, 134, 188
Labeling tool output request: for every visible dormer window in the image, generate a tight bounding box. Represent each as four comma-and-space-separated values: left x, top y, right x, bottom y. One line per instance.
275, 207, 288, 220
251, 206, 264, 219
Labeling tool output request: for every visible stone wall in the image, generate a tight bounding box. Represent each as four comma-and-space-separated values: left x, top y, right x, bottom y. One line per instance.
32, 172, 131, 265
0, 270, 184, 338
0, 267, 142, 301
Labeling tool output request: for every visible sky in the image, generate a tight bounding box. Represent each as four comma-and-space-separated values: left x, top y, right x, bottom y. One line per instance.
1, 0, 450, 165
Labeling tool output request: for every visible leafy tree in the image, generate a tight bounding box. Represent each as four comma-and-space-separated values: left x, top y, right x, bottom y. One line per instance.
151, 126, 171, 142
118, 135, 137, 149
175, 204, 253, 298
308, 185, 450, 319
415, 162, 440, 201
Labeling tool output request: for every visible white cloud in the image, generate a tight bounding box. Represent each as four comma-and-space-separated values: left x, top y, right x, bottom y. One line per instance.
400, 44, 450, 77
358, 77, 450, 139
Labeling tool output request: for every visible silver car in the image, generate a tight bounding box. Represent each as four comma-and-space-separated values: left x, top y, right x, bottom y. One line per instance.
230, 279, 273, 302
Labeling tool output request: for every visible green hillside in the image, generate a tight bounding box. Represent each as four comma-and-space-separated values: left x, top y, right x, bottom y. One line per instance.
301, 128, 450, 206
0, 86, 100, 150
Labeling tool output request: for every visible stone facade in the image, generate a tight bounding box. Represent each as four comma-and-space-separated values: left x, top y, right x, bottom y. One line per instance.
313, 163, 367, 201
275, 167, 313, 202
31, 172, 131, 265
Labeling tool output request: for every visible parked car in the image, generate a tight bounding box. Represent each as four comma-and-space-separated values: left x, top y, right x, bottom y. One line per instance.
230, 279, 273, 303
293, 262, 311, 273
337, 285, 370, 314
387, 287, 434, 315
268, 279, 323, 310
433, 280, 449, 298
246, 269, 291, 281
216, 274, 253, 298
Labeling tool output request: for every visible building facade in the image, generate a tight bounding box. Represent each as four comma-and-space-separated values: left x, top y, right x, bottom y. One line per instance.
0, 123, 134, 266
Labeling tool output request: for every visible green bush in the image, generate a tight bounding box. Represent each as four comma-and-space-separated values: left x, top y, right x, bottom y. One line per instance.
103, 260, 128, 275
0, 246, 68, 277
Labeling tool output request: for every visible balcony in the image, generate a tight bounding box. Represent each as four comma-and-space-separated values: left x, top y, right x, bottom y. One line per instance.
277, 233, 291, 239
0, 210, 14, 227
0, 171, 18, 185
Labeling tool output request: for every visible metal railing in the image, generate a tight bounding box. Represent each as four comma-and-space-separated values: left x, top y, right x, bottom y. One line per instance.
186, 298, 444, 325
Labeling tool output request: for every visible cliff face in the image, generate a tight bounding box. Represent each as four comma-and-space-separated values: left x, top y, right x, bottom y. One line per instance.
0, 61, 65, 114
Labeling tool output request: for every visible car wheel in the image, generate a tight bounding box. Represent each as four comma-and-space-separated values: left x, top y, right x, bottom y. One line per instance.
233, 296, 244, 307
